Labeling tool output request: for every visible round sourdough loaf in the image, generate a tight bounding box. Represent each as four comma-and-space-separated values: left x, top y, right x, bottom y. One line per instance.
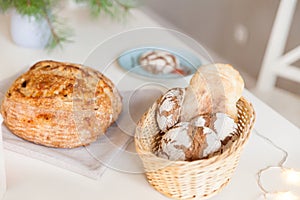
0, 60, 122, 148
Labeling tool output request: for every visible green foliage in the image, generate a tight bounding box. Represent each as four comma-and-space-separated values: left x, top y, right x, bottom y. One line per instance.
0, 0, 69, 49
44, 11, 74, 50
0, 0, 56, 19
0, 0, 137, 49
75, 0, 137, 19
0, 0, 12, 11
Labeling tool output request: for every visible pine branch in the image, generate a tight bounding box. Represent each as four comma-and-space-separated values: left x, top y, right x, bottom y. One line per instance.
76, 0, 136, 19
43, 9, 60, 47
114, 0, 132, 11
43, 10, 73, 50
0, 0, 13, 11
0, 0, 136, 49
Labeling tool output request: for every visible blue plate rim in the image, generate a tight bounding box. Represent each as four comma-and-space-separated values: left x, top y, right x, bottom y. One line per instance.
117, 46, 201, 80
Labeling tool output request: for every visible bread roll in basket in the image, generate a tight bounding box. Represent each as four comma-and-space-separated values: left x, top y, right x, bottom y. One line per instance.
134, 63, 255, 199
135, 97, 255, 199
0, 60, 122, 148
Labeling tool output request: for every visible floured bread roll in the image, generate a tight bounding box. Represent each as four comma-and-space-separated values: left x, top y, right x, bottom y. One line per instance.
157, 122, 221, 161
181, 63, 244, 122
156, 88, 185, 132
191, 113, 237, 142
139, 50, 180, 74
190, 113, 211, 127
0, 60, 122, 148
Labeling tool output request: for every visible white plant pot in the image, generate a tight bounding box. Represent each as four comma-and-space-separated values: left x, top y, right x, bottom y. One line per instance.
10, 11, 51, 49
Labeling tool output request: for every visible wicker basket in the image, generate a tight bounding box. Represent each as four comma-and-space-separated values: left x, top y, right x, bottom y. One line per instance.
135, 97, 255, 199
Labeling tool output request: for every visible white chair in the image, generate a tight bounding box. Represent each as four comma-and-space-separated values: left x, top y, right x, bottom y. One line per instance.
256, 0, 300, 91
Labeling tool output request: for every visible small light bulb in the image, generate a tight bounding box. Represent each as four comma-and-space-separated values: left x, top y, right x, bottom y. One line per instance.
283, 169, 300, 185
275, 191, 298, 200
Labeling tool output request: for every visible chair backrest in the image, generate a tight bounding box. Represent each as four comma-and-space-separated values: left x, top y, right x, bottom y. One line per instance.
256, 0, 300, 91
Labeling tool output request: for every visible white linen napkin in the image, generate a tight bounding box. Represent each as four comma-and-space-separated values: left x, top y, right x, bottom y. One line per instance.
0, 72, 163, 179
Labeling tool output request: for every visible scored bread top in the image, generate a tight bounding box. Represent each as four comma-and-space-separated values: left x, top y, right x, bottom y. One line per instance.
5, 60, 122, 118
0, 60, 122, 148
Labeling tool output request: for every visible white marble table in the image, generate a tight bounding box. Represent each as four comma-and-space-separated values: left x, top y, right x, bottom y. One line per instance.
0, 7, 299, 200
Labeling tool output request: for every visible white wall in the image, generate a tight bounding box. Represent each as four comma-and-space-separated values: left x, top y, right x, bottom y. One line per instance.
142, 0, 300, 94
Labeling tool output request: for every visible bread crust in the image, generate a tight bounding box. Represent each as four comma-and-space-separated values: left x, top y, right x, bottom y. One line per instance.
0, 60, 122, 148
181, 63, 244, 122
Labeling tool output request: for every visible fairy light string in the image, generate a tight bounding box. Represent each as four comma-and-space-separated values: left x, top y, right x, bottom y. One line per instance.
255, 129, 299, 200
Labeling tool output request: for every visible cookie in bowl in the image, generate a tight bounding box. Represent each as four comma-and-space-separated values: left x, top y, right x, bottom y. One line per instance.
0, 60, 122, 148
139, 50, 183, 75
